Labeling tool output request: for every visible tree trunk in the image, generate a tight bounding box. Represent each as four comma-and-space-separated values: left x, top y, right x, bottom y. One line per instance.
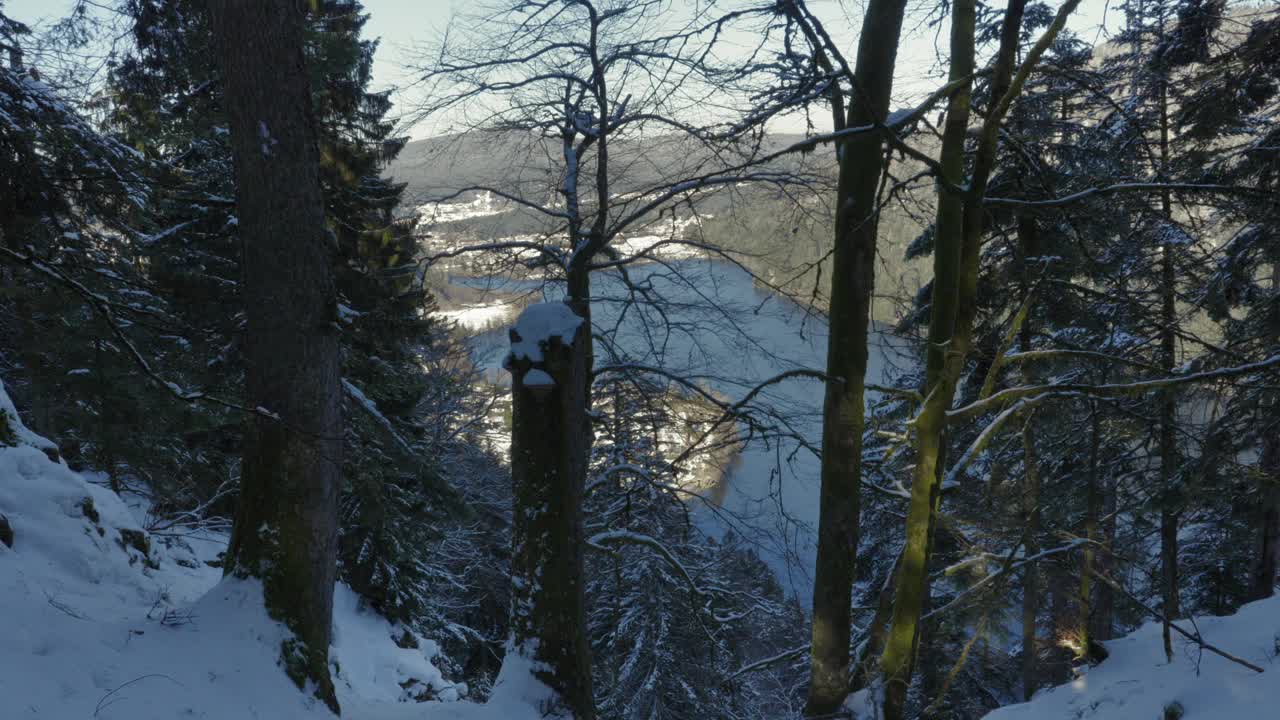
850, 550, 903, 693
506, 303, 595, 719
1252, 264, 1280, 600
1020, 424, 1041, 703
1016, 216, 1041, 701
878, 0, 1084, 713
1096, 470, 1118, 641
1157, 64, 1180, 663
1080, 398, 1103, 657
1254, 424, 1280, 600
877, 0, 976, 702
918, 591, 944, 719
805, 0, 908, 715
207, 0, 342, 713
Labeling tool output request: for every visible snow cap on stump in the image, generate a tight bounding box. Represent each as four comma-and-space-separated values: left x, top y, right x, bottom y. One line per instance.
505, 302, 583, 397
506, 302, 584, 363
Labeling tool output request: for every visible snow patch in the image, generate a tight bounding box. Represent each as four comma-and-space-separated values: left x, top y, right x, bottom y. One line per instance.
521, 368, 555, 388
986, 596, 1280, 720
0, 377, 60, 454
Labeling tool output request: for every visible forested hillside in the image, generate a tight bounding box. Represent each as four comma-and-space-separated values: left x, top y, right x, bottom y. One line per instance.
1, 1, 1278, 719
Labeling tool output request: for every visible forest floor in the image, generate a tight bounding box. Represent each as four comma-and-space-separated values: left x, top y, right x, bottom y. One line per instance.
0, 381, 543, 720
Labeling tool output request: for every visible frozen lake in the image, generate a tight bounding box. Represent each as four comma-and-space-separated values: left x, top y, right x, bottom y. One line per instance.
462, 258, 911, 606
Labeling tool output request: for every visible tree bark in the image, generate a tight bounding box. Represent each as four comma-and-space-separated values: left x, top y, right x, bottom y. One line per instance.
1017, 217, 1041, 702
506, 304, 595, 719
878, 0, 977, 700
1080, 398, 1102, 657
1251, 263, 1280, 600
803, 0, 908, 715
878, 0, 1085, 714
1157, 60, 1180, 663
1096, 469, 1118, 641
850, 550, 903, 694
207, 0, 342, 713
1253, 422, 1280, 600
1019, 426, 1041, 702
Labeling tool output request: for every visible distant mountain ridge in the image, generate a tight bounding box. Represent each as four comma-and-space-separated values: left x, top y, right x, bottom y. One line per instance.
387, 129, 825, 206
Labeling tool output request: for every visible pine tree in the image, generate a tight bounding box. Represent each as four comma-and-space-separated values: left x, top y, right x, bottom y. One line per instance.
108, 0, 453, 621
585, 373, 805, 720
0, 5, 207, 505
1175, 3, 1280, 603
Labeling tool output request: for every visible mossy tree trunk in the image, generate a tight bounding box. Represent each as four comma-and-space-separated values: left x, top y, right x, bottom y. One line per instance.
878, 0, 1080, 715
506, 308, 595, 720
207, 0, 342, 713
878, 0, 980, 714
797, 0, 909, 714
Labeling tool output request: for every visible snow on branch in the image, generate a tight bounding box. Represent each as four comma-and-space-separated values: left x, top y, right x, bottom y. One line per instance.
0, 245, 284, 425
586, 529, 773, 624
925, 540, 1085, 621
949, 353, 1280, 421
985, 182, 1264, 208
342, 379, 414, 455
729, 644, 809, 679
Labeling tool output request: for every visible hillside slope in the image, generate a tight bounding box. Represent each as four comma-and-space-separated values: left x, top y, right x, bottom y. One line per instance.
0, 378, 549, 720
986, 598, 1280, 719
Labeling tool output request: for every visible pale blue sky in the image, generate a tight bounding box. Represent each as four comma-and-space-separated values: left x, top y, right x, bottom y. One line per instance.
5, 0, 1121, 139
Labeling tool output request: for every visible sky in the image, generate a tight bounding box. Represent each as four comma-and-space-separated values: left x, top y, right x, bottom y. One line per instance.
4, 0, 1124, 140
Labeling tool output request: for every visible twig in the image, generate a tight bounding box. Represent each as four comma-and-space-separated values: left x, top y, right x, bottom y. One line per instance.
729, 643, 810, 679
94, 674, 184, 717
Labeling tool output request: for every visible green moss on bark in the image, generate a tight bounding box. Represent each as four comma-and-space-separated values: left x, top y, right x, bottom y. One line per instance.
0, 409, 18, 447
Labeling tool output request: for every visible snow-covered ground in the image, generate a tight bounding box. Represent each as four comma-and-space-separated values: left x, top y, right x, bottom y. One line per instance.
985, 598, 1280, 719
0, 379, 550, 720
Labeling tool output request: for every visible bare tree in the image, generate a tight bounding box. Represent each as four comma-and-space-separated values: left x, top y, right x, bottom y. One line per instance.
404, 0, 857, 711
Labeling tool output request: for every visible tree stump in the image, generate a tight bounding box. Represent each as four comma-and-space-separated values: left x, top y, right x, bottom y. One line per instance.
503, 302, 594, 719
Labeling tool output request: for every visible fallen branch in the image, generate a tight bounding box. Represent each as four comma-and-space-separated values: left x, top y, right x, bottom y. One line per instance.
1089, 569, 1265, 674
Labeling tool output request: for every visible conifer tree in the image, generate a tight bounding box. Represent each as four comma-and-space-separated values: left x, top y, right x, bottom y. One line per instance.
108, 0, 451, 620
